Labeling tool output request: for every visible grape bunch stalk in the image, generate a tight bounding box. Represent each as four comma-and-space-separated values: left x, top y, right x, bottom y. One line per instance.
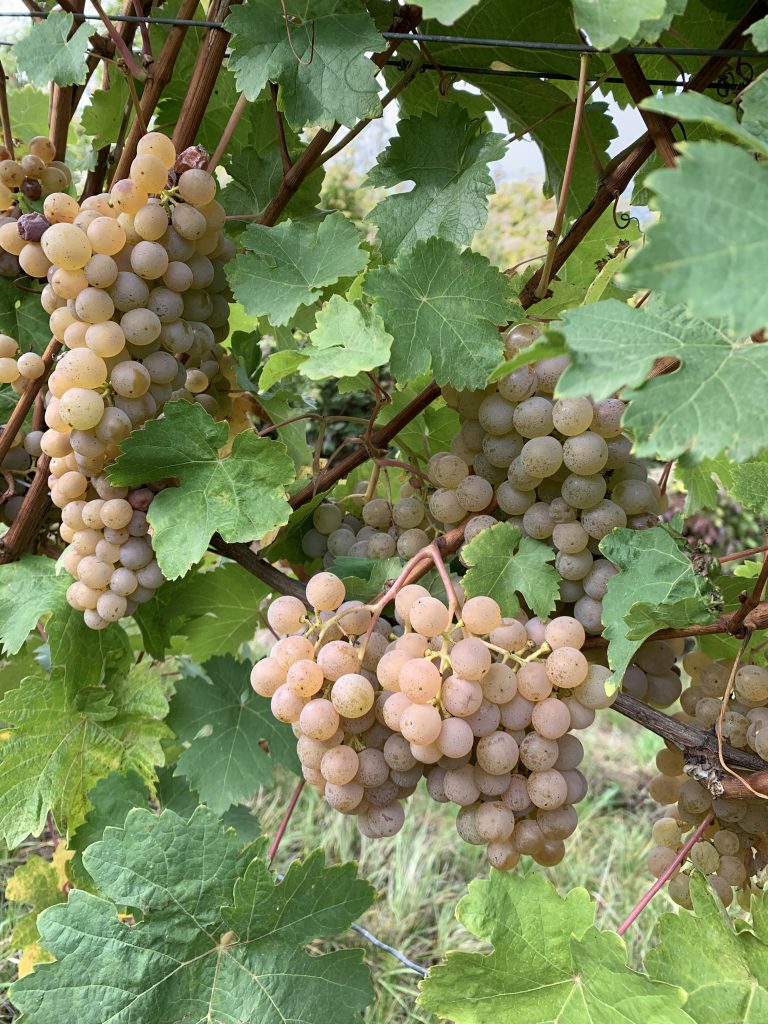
255, 569, 623, 868
0, 131, 236, 628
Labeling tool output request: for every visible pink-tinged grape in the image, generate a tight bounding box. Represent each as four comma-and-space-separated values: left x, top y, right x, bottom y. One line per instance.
450, 637, 491, 681
527, 768, 568, 810
320, 745, 359, 786
437, 717, 475, 758
409, 595, 451, 637
516, 661, 552, 702
489, 619, 528, 653
531, 697, 571, 739
545, 647, 589, 689
366, 802, 405, 837
399, 658, 441, 703
441, 675, 483, 717
306, 571, 346, 611
267, 595, 307, 636
286, 659, 324, 697
317, 640, 360, 681
271, 684, 306, 723
476, 731, 518, 774
461, 595, 501, 635
464, 698, 501, 737
475, 801, 515, 842
299, 698, 339, 740
480, 662, 517, 704
325, 781, 364, 812
400, 703, 442, 745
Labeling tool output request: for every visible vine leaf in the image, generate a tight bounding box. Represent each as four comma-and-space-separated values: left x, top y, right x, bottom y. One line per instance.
599, 527, 718, 682
6, 850, 71, 978
749, 14, 768, 50
163, 562, 272, 662
621, 143, 768, 337
551, 300, 768, 461
220, 144, 322, 222
226, 0, 383, 130
571, 0, 673, 48
109, 402, 295, 579
419, 0, 483, 23
227, 213, 370, 326
67, 769, 260, 887
366, 237, 516, 390
0, 556, 66, 656
0, 278, 51, 354
365, 104, 506, 258
419, 870, 690, 1023
461, 522, 560, 619
0, 664, 171, 847
12, 808, 375, 1024
47, 600, 132, 696
14, 11, 91, 88
676, 452, 768, 516
300, 295, 392, 380
167, 655, 300, 815
224, 848, 374, 946
645, 872, 768, 1022
640, 93, 768, 156
80, 80, 130, 150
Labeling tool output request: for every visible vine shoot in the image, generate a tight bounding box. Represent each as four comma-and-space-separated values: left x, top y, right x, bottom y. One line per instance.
0, 0, 766, 1021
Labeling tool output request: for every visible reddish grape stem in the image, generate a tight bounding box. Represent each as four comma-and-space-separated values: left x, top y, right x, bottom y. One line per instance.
267, 779, 305, 865
615, 813, 714, 937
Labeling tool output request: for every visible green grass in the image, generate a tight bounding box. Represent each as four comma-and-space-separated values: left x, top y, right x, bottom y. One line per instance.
252, 709, 670, 1024
0, 713, 670, 1024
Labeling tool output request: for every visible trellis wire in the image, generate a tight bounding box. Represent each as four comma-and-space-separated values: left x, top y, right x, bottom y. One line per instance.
0, 10, 762, 59
388, 59, 738, 89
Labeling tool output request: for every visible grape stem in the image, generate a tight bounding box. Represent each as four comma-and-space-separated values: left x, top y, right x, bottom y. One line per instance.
267, 780, 305, 865
0, 59, 13, 159
534, 51, 590, 300
615, 813, 714, 937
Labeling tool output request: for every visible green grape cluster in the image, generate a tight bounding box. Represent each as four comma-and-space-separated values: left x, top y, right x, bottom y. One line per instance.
0, 131, 236, 628
648, 647, 768, 909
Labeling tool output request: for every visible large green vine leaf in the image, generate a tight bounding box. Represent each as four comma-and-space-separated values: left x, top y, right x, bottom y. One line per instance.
622, 142, 768, 336
552, 300, 768, 461
365, 104, 506, 258
461, 522, 560, 620
599, 527, 719, 681
109, 402, 295, 579
0, 663, 170, 846
226, 0, 383, 130
12, 808, 375, 1024
366, 237, 516, 389
14, 11, 91, 88
420, 870, 690, 1023
570, 0, 680, 47
227, 213, 369, 326
0, 557, 66, 657
168, 655, 300, 815
645, 873, 768, 1022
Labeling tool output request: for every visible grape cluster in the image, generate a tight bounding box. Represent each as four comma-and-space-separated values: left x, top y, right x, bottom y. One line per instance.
648, 648, 768, 908
255, 572, 617, 865
302, 485, 435, 563
440, 325, 665, 638
0, 131, 236, 628
0, 137, 74, 278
